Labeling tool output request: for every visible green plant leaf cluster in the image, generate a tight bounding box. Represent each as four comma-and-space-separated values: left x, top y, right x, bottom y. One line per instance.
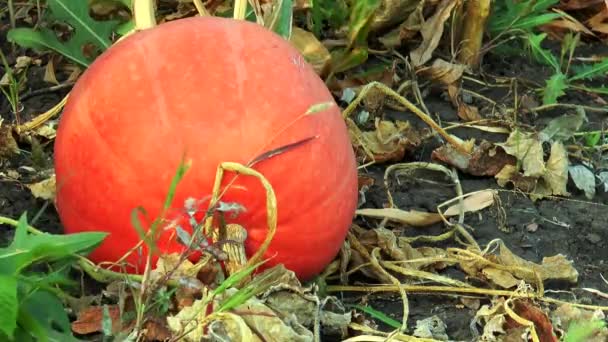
0, 213, 107, 341
488, 0, 562, 36
7, 0, 123, 67
527, 32, 608, 105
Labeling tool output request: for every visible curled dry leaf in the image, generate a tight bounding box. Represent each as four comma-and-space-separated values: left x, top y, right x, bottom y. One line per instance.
410, 0, 459, 66
587, 6, 608, 35
357, 189, 496, 228
420, 58, 467, 85
496, 130, 545, 178
289, 27, 331, 76
71, 305, 122, 335
369, 0, 423, 32
27, 174, 57, 201
447, 84, 482, 121
378, 0, 427, 48
503, 300, 559, 342
210, 288, 315, 342
457, 240, 579, 290
432, 140, 517, 177
0, 122, 19, 161
264, 291, 352, 338
495, 140, 569, 200
149, 252, 207, 285
348, 118, 422, 164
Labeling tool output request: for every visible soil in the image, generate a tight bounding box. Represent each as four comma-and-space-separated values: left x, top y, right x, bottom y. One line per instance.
2, 10, 608, 342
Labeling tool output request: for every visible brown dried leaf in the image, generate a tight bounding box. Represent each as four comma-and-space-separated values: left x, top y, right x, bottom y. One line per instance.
504, 300, 559, 342
149, 252, 206, 284
559, 0, 605, 10
496, 243, 579, 284
588, 6, 608, 35
71, 305, 122, 335
442, 189, 496, 216
356, 207, 443, 226
410, 0, 459, 66
482, 267, 520, 289
496, 130, 546, 178
370, 0, 423, 32
421, 58, 467, 85
289, 27, 331, 76
27, 174, 56, 200
43, 59, 59, 85
446, 84, 482, 121
0, 122, 19, 161
495, 165, 538, 193
349, 118, 421, 163
541, 141, 569, 196
432, 140, 517, 176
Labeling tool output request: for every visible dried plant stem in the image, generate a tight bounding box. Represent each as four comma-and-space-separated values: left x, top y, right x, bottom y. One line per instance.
204, 162, 278, 272
343, 82, 468, 154
457, 0, 491, 68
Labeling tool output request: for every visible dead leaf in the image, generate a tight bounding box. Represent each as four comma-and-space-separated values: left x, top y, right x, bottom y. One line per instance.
496, 243, 579, 284
410, 0, 459, 66
420, 58, 467, 85
559, 0, 605, 10
504, 300, 559, 342
370, 0, 423, 32
0, 122, 19, 160
149, 252, 206, 284
348, 118, 422, 163
71, 305, 122, 335
442, 189, 497, 216
552, 304, 608, 342
378, 0, 427, 48
289, 27, 331, 76
357, 190, 496, 226
43, 58, 59, 85
541, 141, 569, 196
588, 6, 608, 35
495, 165, 538, 193
496, 130, 546, 178
413, 315, 449, 340
482, 267, 520, 289
356, 207, 443, 226
27, 174, 56, 200
432, 140, 517, 176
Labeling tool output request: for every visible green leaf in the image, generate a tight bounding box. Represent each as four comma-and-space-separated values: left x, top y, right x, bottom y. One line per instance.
347, 0, 381, 47
0, 275, 18, 339
542, 72, 568, 105
527, 33, 560, 72
569, 58, 608, 81
265, 0, 293, 40
564, 319, 606, 342
330, 47, 368, 74
18, 290, 80, 342
0, 214, 107, 275
7, 0, 120, 67
488, 0, 561, 35
311, 0, 348, 37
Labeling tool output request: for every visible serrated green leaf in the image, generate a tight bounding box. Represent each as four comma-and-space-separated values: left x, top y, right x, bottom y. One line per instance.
488, 0, 561, 34
7, 0, 120, 67
569, 59, 608, 81
527, 33, 560, 72
0, 275, 18, 339
543, 72, 568, 105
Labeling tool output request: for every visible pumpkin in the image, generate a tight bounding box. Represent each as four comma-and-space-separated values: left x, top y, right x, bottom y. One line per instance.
53, 16, 358, 281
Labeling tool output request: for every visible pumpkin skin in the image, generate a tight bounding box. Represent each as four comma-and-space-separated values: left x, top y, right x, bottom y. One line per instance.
53, 16, 358, 281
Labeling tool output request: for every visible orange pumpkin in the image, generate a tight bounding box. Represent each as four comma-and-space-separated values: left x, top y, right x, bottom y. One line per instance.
54, 16, 358, 281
